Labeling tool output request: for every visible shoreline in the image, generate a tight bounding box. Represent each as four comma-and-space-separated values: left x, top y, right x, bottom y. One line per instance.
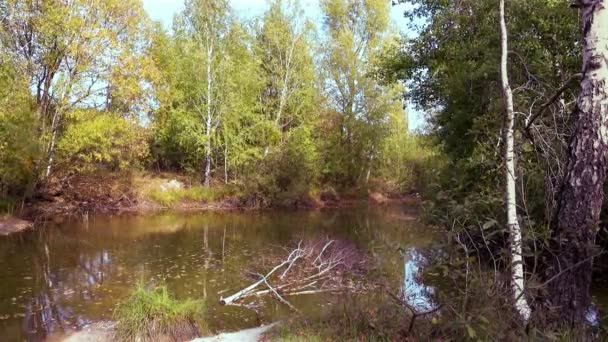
2, 190, 420, 236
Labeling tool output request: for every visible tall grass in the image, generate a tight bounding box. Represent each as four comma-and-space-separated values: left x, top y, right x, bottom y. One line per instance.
147, 186, 216, 207
113, 283, 205, 341
0, 197, 17, 215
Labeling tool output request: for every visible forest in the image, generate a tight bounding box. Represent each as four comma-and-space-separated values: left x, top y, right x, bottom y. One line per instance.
1, 0, 608, 341
0, 0, 427, 210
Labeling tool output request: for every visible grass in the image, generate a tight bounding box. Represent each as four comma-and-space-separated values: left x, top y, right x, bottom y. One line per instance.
147, 186, 217, 206
263, 294, 420, 342
113, 283, 205, 342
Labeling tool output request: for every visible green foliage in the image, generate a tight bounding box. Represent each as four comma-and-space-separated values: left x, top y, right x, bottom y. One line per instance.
114, 283, 205, 342
56, 110, 149, 172
378, 133, 439, 194
242, 125, 320, 204
0, 0, 422, 205
0, 56, 41, 195
318, 0, 405, 187
395, 0, 581, 223
1, 0, 154, 177
153, 108, 207, 171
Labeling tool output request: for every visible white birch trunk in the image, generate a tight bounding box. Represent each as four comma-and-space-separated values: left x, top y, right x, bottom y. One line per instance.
204, 38, 213, 187
276, 33, 299, 126
499, 0, 531, 322
44, 123, 58, 178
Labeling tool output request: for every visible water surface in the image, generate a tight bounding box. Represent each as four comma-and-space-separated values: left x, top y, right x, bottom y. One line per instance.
0, 205, 437, 341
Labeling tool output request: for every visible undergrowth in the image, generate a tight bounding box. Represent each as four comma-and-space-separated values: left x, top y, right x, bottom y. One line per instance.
147, 186, 217, 206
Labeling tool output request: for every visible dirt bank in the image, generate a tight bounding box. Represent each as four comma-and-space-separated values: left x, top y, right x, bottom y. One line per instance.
15, 172, 420, 224
0, 216, 33, 235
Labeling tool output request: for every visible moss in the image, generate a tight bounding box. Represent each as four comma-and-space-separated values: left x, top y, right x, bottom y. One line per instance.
113, 283, 205, 342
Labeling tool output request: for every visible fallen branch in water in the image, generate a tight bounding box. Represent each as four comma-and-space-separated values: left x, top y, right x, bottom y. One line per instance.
219, 238, 367, 311
219, 246, 303, 305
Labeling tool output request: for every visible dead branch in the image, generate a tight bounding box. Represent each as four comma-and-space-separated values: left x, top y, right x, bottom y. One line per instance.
257, 272, 301, 313
525, 73, 582, 132
219, 238, 367, 311
387, 290, 442, 334
220, 246, 303, 305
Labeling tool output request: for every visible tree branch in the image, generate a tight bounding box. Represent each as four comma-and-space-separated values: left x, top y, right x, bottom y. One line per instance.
525, 73, 582, 132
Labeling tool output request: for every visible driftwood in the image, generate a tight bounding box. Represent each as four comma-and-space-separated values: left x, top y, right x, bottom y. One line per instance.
219, 238, 366, 310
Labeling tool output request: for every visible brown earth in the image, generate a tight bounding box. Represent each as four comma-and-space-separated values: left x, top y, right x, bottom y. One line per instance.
0, 215, 33, 235
16, 172, 420, 224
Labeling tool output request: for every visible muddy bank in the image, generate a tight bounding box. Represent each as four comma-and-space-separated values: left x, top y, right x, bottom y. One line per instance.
0, 216, 33, 236
16, 173, 420, 223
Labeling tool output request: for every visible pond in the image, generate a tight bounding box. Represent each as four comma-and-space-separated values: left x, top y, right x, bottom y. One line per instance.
0, 204, 439, 341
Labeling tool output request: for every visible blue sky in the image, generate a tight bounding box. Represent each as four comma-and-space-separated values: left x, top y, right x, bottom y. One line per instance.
141, 0, 425, 131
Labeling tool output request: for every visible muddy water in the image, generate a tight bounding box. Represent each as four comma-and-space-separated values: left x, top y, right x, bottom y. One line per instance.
0, 205, 439, 341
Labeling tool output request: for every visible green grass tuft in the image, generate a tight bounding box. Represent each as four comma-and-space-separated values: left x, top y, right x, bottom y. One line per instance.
113, 283, 205, 342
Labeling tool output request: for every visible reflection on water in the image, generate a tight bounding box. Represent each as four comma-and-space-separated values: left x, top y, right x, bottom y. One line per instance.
402, 248, 436, 312
0, 206, 438, 341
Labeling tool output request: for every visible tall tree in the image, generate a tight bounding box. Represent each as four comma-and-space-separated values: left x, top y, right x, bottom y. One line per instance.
256, 0, 317, 136
183, 0, 231, 186
499, 0, 530, 322
544, 0, 608, 328
152, 2, 262, 182
320, 0, 402, 185
0, 0, 150, 178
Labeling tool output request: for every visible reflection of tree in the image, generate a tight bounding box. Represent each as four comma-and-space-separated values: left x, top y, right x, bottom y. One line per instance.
1, 205, 442, 339
21, 235, 115, 340
402, 248, 436, 312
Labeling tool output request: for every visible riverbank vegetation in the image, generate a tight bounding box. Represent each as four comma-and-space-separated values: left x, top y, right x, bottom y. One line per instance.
0, 0, 433, 217
2, 0, 608, 340
114, 283, 205, 341
391, 0, 608, 339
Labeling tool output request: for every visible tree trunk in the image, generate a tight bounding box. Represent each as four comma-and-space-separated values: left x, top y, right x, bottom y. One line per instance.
499, 0, 531, 322
43, 109, 62, 179
204, 40, 213, 187
224, 144, 228, 184
544, 0, 608, 327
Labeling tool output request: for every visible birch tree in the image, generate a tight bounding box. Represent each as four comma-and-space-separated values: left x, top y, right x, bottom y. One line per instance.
544, 0, 608, 327
498, 0, 531, 322
321, 0, 402, 185
0, 0, 150, 179
183, 0, 230, 186
257, 0, 316, 133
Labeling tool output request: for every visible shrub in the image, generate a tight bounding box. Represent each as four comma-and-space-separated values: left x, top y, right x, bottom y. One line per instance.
240, 125, 320, 205
114, 283, 205, 342
56, 110, 149, 173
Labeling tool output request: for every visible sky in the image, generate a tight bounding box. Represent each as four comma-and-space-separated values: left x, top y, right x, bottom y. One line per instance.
141, 0, 425, 131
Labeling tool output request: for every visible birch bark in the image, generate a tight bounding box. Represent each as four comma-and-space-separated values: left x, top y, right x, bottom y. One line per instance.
545, 0, 608, 326
499, 0, 531, 321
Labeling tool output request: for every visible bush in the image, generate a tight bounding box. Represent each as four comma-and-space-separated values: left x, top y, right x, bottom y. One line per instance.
152, 108, 207, 171
56, 110, 149, 173
240, 125, 320, 205
114, 283, 205, 342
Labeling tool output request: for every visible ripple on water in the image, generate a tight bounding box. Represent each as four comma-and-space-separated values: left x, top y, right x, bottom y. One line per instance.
0, 206, 439, 340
